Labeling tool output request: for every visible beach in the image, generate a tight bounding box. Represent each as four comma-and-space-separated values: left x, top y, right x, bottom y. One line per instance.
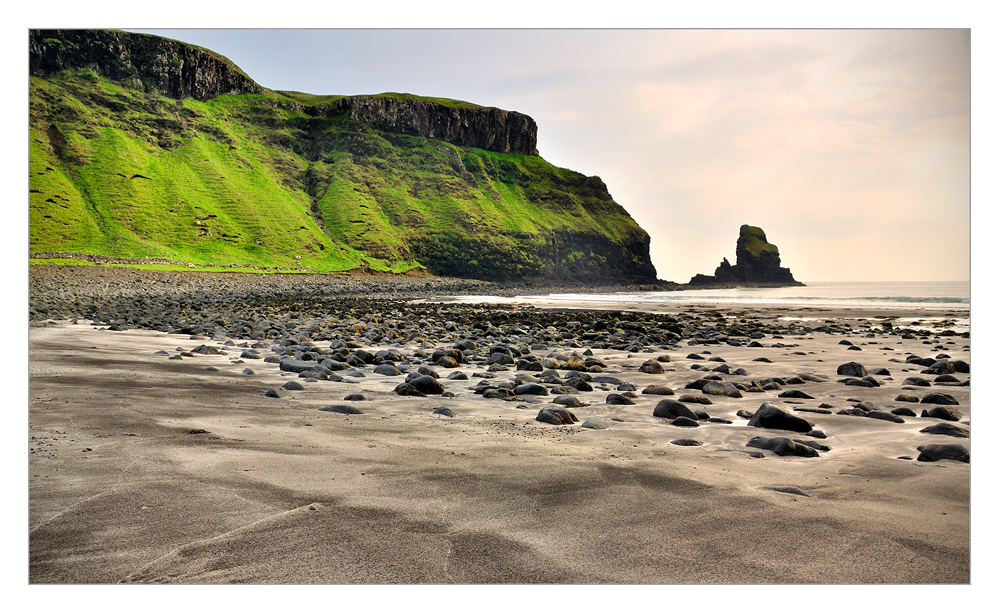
28, 267, 971, 584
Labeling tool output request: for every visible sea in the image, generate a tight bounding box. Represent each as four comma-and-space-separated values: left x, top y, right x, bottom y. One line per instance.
447, 281, 971, 331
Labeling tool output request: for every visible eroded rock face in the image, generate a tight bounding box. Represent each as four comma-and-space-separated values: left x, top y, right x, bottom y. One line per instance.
29, 30, 265, 100
688, 225, 802, 287
334, 95, 539, 156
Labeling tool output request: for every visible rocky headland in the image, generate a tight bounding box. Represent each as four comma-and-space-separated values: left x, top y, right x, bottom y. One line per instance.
29, 29, 657, 283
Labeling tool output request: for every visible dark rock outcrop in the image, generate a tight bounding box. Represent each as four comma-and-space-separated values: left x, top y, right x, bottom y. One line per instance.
29, 29, 265, 100
688, 225, 802, 287
333, 95, 538, 156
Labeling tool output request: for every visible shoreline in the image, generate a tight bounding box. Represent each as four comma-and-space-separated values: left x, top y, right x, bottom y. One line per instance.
28, 266, 971, 584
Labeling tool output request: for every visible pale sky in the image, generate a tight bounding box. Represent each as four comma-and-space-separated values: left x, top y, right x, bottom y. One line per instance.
118, 29, 967, 282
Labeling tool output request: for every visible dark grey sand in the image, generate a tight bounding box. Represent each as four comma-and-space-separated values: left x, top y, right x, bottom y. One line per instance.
28, 267, 970, 583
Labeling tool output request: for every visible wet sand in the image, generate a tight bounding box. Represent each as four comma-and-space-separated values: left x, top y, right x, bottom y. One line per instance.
28, 300, 970, 584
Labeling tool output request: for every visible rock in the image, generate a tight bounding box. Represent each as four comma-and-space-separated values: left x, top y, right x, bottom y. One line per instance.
677, 394, 712, 405
736, 409, 755, 419
747, 402, 814, 433
671, 416, 700, 427
605, 393, 635, 405
241, 368, 255, 375
891, 407, 917, 417
282, 380, 305, 391
280, 358, 331, 375
865, 410, 905, 424
190, 344, 221, 355
641, 384, 675, 396
916, 444, 969, 463
671, 439, 702, 446
433, 407, 454, 417
374, 363, 402, 376
902, 377, 932, 387
921, 393, 959, 406
447, 371, 469, 380
552, 395, 586, 408
854, 400, 882, 413
778, 390, 814, 399
638, 360, 665, 374
580, 419, 610, 430
264, 387, 290, 398
653, 399, 700, 421
745, 436, 819, 458
839, 378, 873, 387
153, 350, 169, 356
895, 393, 920, 403
417, 366, 440, 378
393, 382, 426, 397
513, 383, 548, 396
536, 408, 579, 425
921, 406, 962, 421
701, 381, 742, 398
837, 362, 868, 377
408, 375, 445, 395
343, 393, 366, 401
319, 404, 364, 415
920, 422, 969, 437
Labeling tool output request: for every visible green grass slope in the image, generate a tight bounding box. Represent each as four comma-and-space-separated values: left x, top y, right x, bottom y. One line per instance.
30, 64, 654, 280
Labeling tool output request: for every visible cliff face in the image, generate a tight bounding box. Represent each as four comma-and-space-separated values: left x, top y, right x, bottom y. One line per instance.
689, 225, 802, 286
331, 95, 538, 156
29, 29, 656, 282
29, 29, 265, 100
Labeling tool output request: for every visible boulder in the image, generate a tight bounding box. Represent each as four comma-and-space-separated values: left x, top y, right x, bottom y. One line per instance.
747, 402, 814, 433
638, 360, 665, 374
921, 406, 962, 421
916, 444, 969, 463
513, 383, 548, 396
536, 408, 579, 425
653, 399, 699, 421
746, 436, 819, 458
837, 362, 868, 378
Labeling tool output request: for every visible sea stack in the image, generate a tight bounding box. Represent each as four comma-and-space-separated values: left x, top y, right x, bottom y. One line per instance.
689, 224, 803, 287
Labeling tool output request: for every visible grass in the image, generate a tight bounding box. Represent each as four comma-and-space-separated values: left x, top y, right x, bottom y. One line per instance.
739, 224, 779, 258
30, 67, 651, 279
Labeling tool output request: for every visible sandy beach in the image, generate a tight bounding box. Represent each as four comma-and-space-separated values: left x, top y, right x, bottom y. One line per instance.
28, 280, 970, 584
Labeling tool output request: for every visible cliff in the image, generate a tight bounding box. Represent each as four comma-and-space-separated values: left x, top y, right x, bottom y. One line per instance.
29, 29, 266, 100
688, 225, 802, 287
28, 29, 656, 282
332, 95, 538, 156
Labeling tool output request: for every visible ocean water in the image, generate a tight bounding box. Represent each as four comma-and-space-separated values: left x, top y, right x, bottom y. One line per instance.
448, 281, 970, 314
445, 281, 971, 332
528, 281, 971, 311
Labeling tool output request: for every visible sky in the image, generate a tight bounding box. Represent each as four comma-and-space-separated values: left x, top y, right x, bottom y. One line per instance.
128, 28, 971, 283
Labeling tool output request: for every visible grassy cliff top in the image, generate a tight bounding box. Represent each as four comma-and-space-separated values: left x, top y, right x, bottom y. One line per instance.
739, 224, 779, 258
